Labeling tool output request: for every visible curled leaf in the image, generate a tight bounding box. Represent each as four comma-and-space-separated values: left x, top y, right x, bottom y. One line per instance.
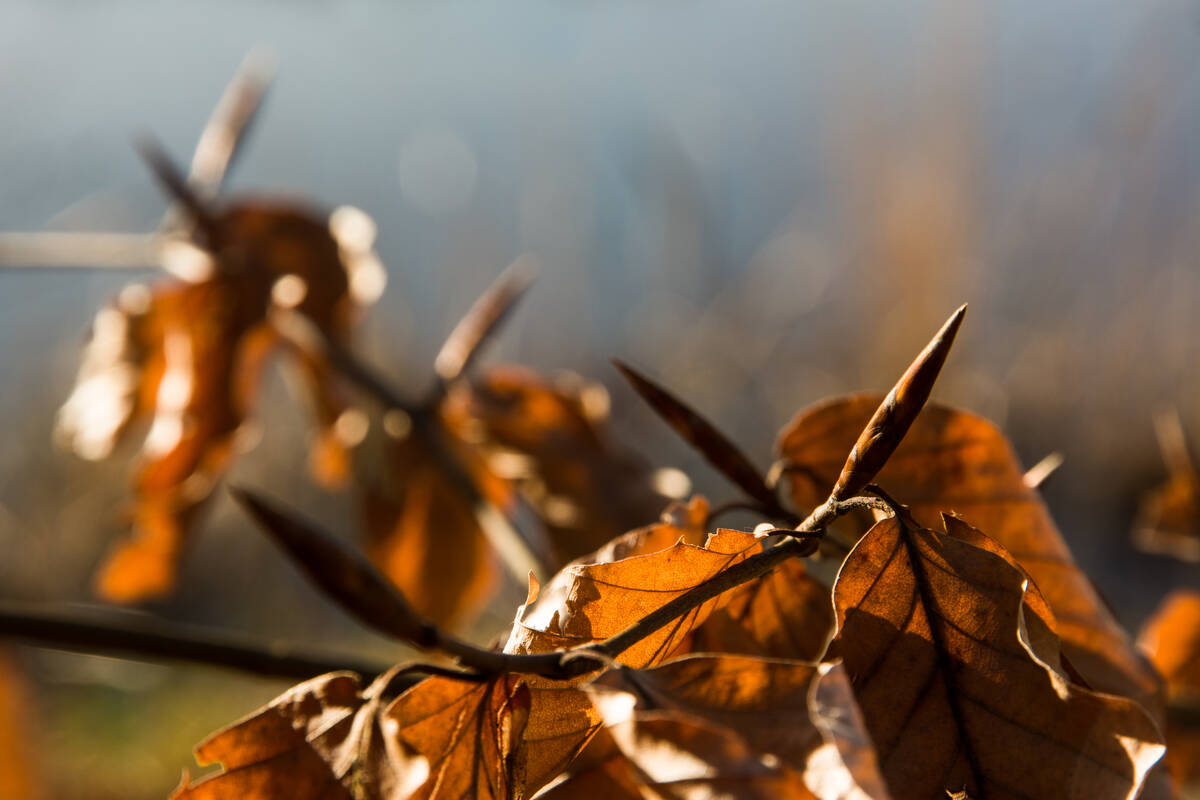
505, 528, 763, 668
592, 654, 821, 771
172, 670, 420, 800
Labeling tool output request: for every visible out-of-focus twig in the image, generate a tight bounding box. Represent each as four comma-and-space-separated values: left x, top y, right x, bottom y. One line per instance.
0, 602, 390, 681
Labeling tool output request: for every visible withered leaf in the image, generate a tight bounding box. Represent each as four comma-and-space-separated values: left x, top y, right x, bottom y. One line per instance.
681, 556, 834, 662
57, 189, 384, 604
832, 515, 1165, 800
363, 431, 503, 629
440, 365, 676, 564
577, 710, 817, 800
592, 654, 821, 771
172, 670, 418, 800
505, 527, 763, 667
384, 674, 530, 800
777, 396, 1162, 712
1133, 411, 1200, 563
1139, 589, 1200, 786
805, 661, 892, 800
500, 516, 756, 795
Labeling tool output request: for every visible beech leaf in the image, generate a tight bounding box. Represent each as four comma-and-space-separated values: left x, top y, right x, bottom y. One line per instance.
172, 670, 420, 800
777, 396, 1163, 712
831, 515, 1165, 800
384, 675, 530, 800
1138, 589, 1200, 786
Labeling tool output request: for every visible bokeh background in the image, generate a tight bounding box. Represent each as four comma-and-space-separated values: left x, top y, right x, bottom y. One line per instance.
2, 1, 1199, 797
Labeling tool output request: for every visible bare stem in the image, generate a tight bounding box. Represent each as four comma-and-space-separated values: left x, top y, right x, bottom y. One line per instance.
0, 603, 389, 682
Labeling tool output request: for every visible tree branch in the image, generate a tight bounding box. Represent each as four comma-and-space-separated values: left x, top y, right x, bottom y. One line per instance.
0, 603, 390, 682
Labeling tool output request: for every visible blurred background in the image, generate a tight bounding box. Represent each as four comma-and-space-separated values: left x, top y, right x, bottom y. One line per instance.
2, 0, 1199, 797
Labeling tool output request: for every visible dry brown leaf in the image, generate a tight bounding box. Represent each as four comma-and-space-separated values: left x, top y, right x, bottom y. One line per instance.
804, 661, 892, 800
589, 711, 817, 800
505, 527, 763, 667
59, 200, 382, 604
1139, 590, 1200, 787
681, 557, 834, 662
831, 514, 1165, 800
592, 654, 821, 771
384, 674, 530, 800
363, 433, 503, 629
1133, 412, 1200, 563
441, 365, 676, 565
777, 395, 1162, 712
172, 670, 418, 800
499, 520, 758, 795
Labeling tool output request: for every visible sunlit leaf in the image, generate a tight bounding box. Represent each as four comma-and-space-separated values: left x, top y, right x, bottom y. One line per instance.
1139, 589, 1200, 787
58, 197, 384, 604
172, 670, 420, 800
777, 396, 1163, 712
384, 674, 530, 800
831, 514, 1165, 800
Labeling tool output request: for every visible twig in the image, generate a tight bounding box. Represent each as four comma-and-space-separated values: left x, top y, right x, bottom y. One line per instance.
579, 495, 895, 667
0, 603, 389, 681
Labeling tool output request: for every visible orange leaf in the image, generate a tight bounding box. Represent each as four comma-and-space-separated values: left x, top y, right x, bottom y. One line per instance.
172, 670, 419, 800
440, 365, 677, 564
1139, 590, 1200, 787
831, 515, 1165, 800
681, 557, 834, 662
59, 197, 383, 604
593, 655, 821, 771
505, 527, 762, 668
363, 433, 502, 629
777, 396, 1163, 712
384, 675, 530, 800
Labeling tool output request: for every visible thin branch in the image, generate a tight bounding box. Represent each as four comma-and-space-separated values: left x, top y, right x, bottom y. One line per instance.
0, 603, 389, 681
134, 136, 221, 245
